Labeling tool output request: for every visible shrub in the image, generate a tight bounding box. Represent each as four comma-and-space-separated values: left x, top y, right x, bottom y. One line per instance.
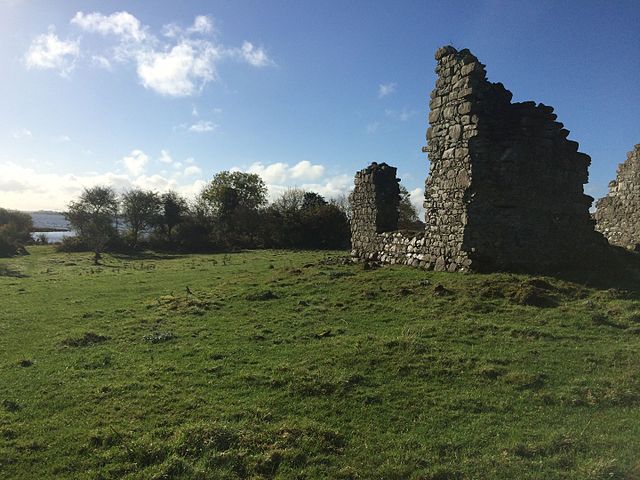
57, 236, 89, 253
0, 208, 33, 257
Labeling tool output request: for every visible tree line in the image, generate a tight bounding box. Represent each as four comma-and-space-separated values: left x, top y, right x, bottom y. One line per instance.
0, 170, 422, 260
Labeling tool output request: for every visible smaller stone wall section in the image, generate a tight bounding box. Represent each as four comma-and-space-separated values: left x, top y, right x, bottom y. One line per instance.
350, 163, 441, 268
595, 145, 640, 250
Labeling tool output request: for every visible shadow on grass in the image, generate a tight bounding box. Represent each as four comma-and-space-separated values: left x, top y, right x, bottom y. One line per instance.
0, 265, 28, 278
552, 245, 640, 298
110, 251, 185, 261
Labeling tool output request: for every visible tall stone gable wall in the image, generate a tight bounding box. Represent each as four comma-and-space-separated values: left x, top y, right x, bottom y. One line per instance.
594, 145, 640, 250
350, 46, 603, 272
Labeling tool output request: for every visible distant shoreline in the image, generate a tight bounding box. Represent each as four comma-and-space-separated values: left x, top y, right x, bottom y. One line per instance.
30, 227, 70, 233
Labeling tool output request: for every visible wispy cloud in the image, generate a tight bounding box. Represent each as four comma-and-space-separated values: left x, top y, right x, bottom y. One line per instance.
366, 122, 379, 134
187, 120, 217, 133
91, 55, 112, 70
24, 28, 79, 77
239, 41, 274, 67
188, 15, 214, 35
158, 150, 173, 164
12, 128, 33, 139
184, 165, 202, 177
71, 11, 148, 42
385, 108, 416, 121
378, 82, 396, 98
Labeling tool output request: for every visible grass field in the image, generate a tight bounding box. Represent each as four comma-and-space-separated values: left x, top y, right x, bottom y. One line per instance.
1, 246, 640, 479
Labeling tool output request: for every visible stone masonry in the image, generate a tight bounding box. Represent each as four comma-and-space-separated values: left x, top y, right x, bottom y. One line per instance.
594, 145, 640, 250
350, 46, 604, 272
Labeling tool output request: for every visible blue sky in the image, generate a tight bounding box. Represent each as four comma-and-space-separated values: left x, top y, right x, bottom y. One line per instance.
1, 0, 638, 211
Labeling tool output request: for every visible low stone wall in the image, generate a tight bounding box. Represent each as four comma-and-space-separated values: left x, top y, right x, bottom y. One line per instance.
595, 145, 640, 250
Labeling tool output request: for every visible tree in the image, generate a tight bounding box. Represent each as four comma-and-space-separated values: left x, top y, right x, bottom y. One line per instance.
301, 191, 328, 211
331, 193, 353, 222
271, 188, 305, 214
121, 189, 161, 248
0, 208, 33, 257
200, 171, 268, 212
200, 171, 268, 247
398, 185, 424, 230
66, 186, 118, 264
158, 191, 188, 242
260, 190, 350, 249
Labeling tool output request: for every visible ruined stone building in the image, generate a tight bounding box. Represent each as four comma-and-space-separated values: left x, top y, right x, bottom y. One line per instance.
350, 46, 604, 272
594, 145, 640, 250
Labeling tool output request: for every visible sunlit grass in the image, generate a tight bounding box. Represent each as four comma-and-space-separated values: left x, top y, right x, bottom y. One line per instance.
1, 246, 639, 479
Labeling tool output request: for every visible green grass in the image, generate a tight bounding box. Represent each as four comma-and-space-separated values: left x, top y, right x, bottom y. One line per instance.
1, 246, 640, 479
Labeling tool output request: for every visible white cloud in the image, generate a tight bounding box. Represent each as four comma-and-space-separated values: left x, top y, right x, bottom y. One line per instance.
188, 120, 217, 133
162, 23, 181, 39
378, 82, 396, 98
385, 108, 416, 121
0, 160, 206, 211
294, 174, 352, 201
163, 15, 213, 38
137, 40, 220, 96
12, 128, 32, 139
122, 149, 149, 176
245, 161, 325, 184
247, 162, 288, 184
235, 160, 349, 202
29, 11, 273, 97
158, 149, 173, 164
366, 122, 379, 134
185, 157, 195, 164
191, 105, 199, 116
239, 41, 273, 67
289, 160, 325, 180
91, 55, 112, 70
188, 15, 213, 35
71, 11, 147, 42
409, 187, 425, 218
52, 135, 71, 143
184, 165, 202, 177
24, 28, 79, 76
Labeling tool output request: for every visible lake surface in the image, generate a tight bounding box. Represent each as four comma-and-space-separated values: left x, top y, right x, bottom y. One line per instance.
31, 230, 76, 243
29, 212, 70, 230
28, 212, 74, 243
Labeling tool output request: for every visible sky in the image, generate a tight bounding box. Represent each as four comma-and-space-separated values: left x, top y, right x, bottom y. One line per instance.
0, 0, 638, 212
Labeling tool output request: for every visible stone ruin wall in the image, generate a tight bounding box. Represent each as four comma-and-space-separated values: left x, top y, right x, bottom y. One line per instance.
350, 46, 604, 272
595, 145, 640, 250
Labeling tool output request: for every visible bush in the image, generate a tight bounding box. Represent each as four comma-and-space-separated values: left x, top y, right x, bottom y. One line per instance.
0, 235, 16, 257
57, 236, 89, 253
0, 208, 33, 257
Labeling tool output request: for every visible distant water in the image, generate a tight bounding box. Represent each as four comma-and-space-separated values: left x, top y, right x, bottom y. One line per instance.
29, 212, 70, 230
28, 212, 75, 243
31, 230, 76, 243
